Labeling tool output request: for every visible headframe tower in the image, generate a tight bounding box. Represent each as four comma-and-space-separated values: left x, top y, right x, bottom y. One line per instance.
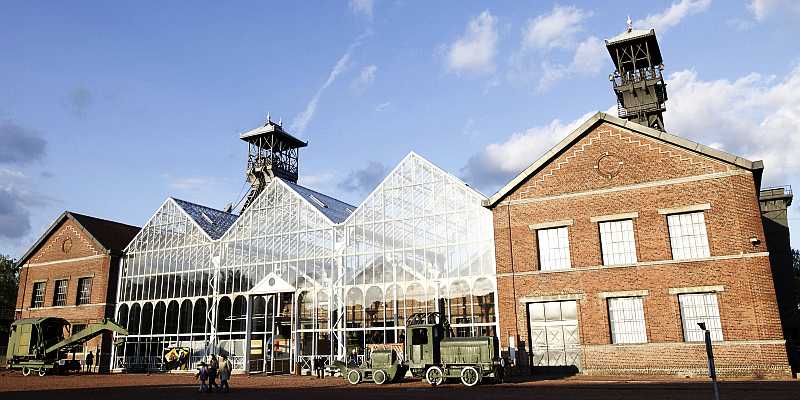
605, 18, 668, 131
239, 115, 308, 211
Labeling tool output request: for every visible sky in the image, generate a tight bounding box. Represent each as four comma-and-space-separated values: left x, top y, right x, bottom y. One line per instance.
2, 0, 800, 258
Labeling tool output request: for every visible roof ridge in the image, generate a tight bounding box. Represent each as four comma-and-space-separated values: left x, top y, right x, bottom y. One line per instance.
67, 211, 141, 229
280, 178, 357, 209
170, 197, 238, 217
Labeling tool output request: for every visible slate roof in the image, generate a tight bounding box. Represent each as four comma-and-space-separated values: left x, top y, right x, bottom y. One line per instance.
280, 178, 356, 224
172, 198, 239, 240
605, 28, 654, 44
16, 211, 141, 267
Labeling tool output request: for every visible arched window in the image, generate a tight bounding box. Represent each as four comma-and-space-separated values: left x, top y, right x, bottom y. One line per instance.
231, 296, 247, 333
252, 296, 267, 333
473, 278, 496, 324
216, 297, 232, 333
386, 285, 404, 328
140, 303, 154, 335
152, 302, 166, 335
448, 280, 472, 327
193, 298, 207, 334
128, 303, 141, 335
179, 299, 192, 334
365, 286, 384, 328
166, 301, 179, 334
117, 304, 129, 329
346, 287, 364, 329
317, 290, 329, 330
298, 291, 314, 330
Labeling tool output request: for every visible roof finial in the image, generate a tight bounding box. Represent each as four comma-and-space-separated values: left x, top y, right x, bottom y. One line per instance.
278, 117, 282, 126
267, 112, 271, 123
626, 15, 633, 32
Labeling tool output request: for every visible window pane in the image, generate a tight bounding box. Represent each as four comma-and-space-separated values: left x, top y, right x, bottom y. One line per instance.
667, 212, 710, 260
537, 226, 571, 270
679, 293, 723, 342
599, 219, 637, 266
608, 297, 647, 343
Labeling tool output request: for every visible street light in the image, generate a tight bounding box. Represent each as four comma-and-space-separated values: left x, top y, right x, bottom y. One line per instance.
698, 322, 720, 400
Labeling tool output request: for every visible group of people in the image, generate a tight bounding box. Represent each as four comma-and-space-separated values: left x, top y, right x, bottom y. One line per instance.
196, 354, 233, 393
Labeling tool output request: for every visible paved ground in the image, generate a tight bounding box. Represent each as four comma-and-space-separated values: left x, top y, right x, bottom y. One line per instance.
0, 370, 797, 400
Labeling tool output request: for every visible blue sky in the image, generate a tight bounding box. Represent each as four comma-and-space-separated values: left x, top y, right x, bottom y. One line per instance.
2, 0, 800, 257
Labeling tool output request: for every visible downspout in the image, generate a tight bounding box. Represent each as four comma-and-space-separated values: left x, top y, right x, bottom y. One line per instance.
506, 203, 521, 366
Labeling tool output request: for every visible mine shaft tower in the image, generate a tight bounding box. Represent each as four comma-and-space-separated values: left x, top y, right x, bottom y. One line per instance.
605, 19, 668, 131
240, 115, 307, 211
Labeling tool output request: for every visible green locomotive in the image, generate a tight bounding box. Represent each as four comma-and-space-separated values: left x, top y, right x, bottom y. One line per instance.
335, 312, 505, 387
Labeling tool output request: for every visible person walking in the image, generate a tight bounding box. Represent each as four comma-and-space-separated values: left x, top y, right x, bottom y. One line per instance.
85, 351, 94, 373
195, 362, 209, 393
219, 355, 232, 393
208, 354, 219, 392
315, 357, 325, 379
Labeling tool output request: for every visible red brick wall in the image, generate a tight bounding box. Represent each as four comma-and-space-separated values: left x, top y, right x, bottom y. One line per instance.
492, 122, 791, 377
14, 217, 117, 370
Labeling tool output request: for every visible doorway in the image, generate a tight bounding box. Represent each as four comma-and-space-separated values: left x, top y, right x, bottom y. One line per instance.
249, 293, 293, 373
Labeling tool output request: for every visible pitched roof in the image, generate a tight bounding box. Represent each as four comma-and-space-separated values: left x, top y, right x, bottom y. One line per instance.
171, 198, 239, 240
16, 211, 141, 267
280, 178, 356, 224
485, 112, 764, 207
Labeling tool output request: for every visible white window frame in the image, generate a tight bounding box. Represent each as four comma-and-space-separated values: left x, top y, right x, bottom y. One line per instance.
32, 282, 46, 308
598, 219, 637, 266
53, 279, 69, 306
678, 292, 723, 342
608, 296, 648, 344
667, 211, 710, 260
536, 226, 572, 271
77, 277, 93, 305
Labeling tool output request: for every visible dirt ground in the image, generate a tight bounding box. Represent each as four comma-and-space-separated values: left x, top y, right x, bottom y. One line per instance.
0, 370, 797, 400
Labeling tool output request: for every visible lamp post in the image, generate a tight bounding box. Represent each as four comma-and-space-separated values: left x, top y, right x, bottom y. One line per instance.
697, 322, 720, 400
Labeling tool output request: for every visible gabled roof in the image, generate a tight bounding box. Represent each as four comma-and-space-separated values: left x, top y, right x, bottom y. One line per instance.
171, 198, 239, 240
16, 211, 140, 267
280, 178, 356, 224
485, 112, 764, 207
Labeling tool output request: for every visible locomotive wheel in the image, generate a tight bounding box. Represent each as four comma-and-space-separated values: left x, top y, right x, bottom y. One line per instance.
21, 367, 31, 376
373, 369, 388, 385
37, 367, 47, 377
460, 366, 481, 387
346, 369, 362, 385
425, 366, 444, 386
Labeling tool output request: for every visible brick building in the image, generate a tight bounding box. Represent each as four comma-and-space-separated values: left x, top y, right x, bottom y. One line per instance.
486, 112, 792, 377
14, 211, 139, 371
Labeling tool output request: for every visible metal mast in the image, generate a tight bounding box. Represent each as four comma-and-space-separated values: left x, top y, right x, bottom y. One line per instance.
605, 19, 668, 131
239, 115, 308, 211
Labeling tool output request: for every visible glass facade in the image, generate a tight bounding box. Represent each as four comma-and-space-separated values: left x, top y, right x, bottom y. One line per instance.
113, 153, 498, 373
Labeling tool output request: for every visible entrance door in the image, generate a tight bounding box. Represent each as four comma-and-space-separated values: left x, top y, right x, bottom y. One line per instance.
528, 301, 580, 368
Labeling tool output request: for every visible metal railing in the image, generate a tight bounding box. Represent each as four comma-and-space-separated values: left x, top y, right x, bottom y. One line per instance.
760, 185, 793, 199
613, 67, 663, 87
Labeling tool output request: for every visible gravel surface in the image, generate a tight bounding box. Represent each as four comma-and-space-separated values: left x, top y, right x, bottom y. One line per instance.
0, 370, 796, 399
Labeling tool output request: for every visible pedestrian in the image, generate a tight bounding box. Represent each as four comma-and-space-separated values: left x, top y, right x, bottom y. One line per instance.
208, 354, 219, 392
315, 357, 325, 379
195, 362, 209, 393
85, 351, 94, 373
219, 355, 232, 393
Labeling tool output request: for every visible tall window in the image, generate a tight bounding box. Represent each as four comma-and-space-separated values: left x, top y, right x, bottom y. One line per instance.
667, 212, 710, 260
679, 293, 723, 342
608, 297, 647, 343
53, 279, 68, 306
599, 219, 637, 265
31, 282, 45, 308
77, 277, 92, 305
537, 226, 571, 270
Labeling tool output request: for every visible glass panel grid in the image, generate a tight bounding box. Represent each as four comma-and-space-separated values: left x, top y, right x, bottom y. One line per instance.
77, 277, 92, 305
608, 297, 647, 344
53, 279, 68, 306
599, 219, 637, 266
537, 226, 571, 270
679, 293, 723, 342
32, 282, 45, 308
667, 212, 710, 260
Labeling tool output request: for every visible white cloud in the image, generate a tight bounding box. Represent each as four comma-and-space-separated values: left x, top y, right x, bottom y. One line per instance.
163, 175, 217, 190
351, 64, 377, 93
748, 0, 800, 21
446, 10, 498, 75
534, 36, 605, 92
522, 5, 591, 50
634, 0, 712, 33
291, 31, 371, 135
375, 102, 391, 112
349, 0, 374, 19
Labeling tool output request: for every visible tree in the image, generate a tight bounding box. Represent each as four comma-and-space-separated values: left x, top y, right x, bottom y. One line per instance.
0, 254, 20, 322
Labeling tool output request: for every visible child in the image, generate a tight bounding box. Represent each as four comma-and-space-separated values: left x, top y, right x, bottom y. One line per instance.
196, 362, 209, 393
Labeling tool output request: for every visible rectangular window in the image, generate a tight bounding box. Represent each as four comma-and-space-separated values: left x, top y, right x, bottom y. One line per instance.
608, 297, 647, 344
53, 279, 69, 306
77, 277, 92, 305
667, 212, 710, 260
31, 282, 46, 308
679, 293, 723, 342
599, 219, 637, 265
537, 226, 571, 270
